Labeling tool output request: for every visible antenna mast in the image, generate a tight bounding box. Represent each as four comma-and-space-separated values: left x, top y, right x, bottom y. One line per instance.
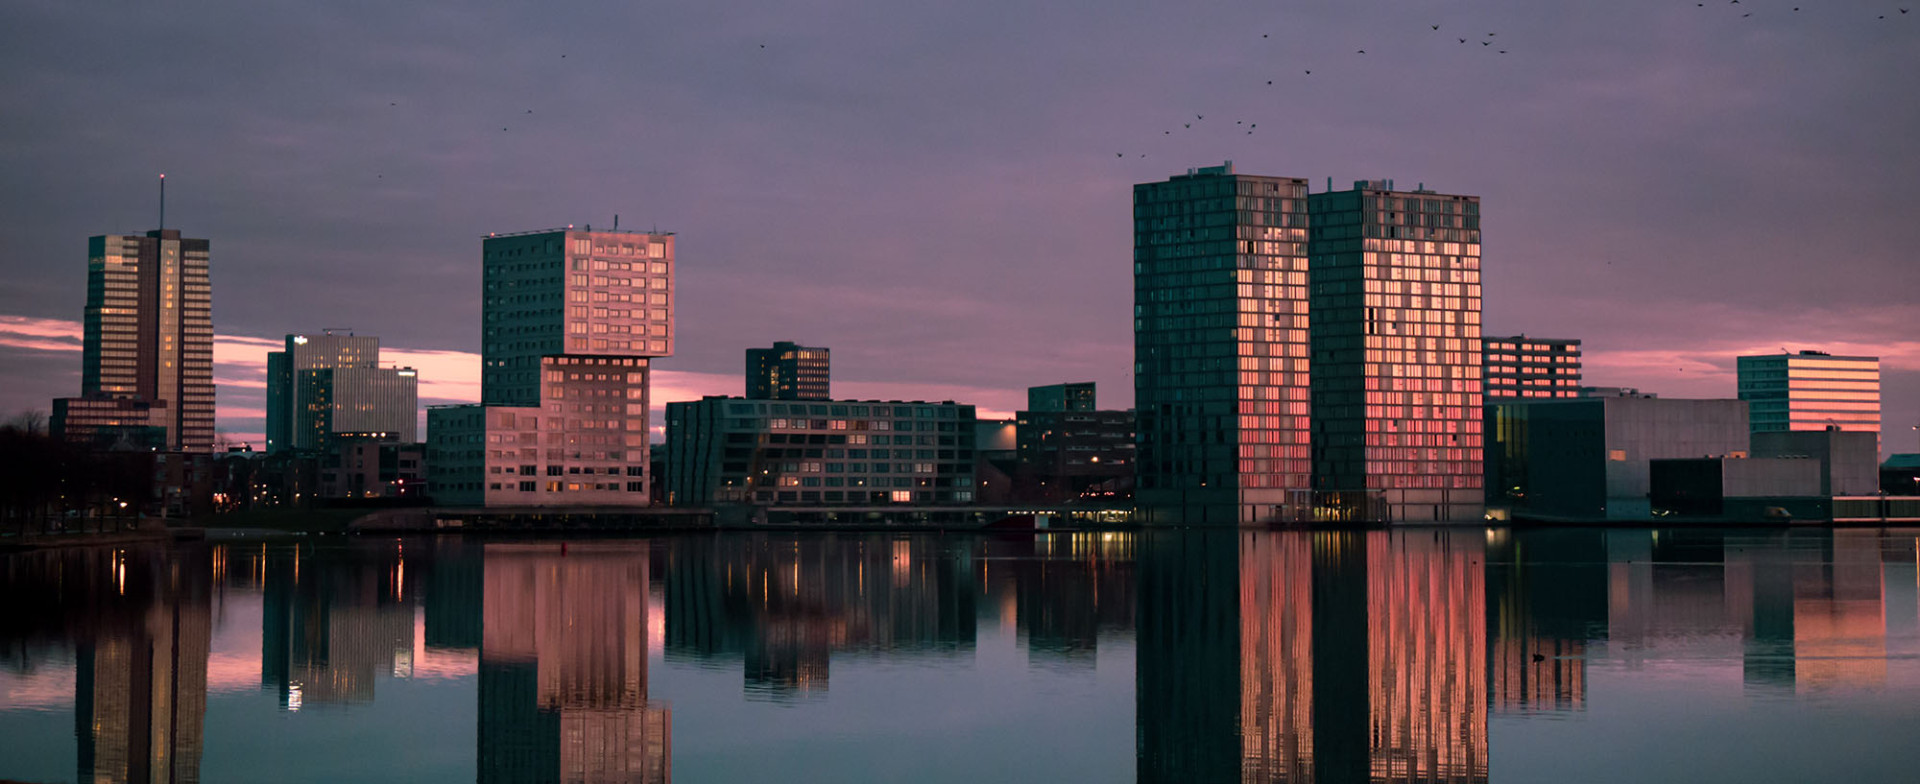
159, 174, 166, 230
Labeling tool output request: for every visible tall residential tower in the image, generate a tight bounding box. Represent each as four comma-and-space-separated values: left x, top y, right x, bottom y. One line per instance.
1133, 164, 1313, 525
1309, 180, 1484, 523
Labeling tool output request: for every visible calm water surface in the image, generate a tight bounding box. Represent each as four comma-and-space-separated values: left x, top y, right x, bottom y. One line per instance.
4, 528, 1920, 783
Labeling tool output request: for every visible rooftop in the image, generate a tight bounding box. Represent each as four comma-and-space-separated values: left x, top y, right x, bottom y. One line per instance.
483, 225, 674, 239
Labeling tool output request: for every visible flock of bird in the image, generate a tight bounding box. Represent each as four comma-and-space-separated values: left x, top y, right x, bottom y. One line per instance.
1113, 4, 1912, 162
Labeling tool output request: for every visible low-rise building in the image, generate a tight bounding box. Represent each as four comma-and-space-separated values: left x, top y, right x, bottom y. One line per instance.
1485, 397, 1750, 521
663, 397, 977, 507
320, 434, 426, 500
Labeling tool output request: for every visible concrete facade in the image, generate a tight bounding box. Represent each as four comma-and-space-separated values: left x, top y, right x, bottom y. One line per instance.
1486, 397, 1750, 521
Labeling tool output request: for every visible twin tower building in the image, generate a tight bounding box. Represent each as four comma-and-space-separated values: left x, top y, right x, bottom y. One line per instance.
1136, 164, 1485, 525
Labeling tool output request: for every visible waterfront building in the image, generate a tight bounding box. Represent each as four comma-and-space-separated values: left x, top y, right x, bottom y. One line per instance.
1485, 397, 1749, 521
662, 397, 977, 507
1737, 351, 1880, 448
1133, 163, 1313, 525
428, 227, 674, 507
1309, 180, 1485, 523
1483, 336, 1580, 399
746, 341, 830, 400
429, 355, 651, 507
54, 228, 214, 452
1014, 382, 1135, 504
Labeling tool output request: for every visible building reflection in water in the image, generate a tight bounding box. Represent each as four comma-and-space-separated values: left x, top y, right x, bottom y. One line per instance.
0, 544, 214, 784
980, 532, 1135, 668
662, 534, 976, 699
1140, 529, 1488, 783
259, 540, 415, 708
1484, 529, 1606, 714
479, 542, 669, 784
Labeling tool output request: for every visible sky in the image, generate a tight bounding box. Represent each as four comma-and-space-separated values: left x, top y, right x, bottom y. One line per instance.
0, 0, 1915, 454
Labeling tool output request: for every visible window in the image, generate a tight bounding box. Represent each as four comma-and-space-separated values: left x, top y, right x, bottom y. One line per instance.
891, 490, 913, 503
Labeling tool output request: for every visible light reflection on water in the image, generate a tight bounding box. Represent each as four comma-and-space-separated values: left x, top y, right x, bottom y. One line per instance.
2, 528, 1920, 782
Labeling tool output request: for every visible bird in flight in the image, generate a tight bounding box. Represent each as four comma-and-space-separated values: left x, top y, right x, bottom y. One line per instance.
1305, 69, 1312, 74
1459, 38, 1467, 43
1431, 24, 1440, 30
1483, 41, 1492, 46
1184, 123, 1191, 128
1357, 49, 1366, 53
1197, 114, 1204, 119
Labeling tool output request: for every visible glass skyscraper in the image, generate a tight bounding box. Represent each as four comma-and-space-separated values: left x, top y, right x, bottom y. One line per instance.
1308, 181, 1484, 522
1133, 164, 1312, 525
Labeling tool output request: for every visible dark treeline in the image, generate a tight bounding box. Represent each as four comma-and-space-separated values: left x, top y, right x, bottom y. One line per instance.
0, 412, 153, 537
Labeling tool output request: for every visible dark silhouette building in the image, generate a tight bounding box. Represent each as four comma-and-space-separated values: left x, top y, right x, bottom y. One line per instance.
746, 341, 830, 401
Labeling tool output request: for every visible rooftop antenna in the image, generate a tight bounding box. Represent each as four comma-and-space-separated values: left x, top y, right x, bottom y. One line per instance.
614, 214, 619, 231
158, 174, 166, 230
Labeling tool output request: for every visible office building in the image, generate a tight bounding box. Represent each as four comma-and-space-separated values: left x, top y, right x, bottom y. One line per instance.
1737, 351, 1880, 446
662, 397, 977, 507
265, 331, 380, 453
1133, 163, 1313, 525
428, 226, 674, 508
56, 229, 214, 452
1027, 382, 1096, 412
1483, 336, 1580, 399
1309, 180, 1484, 523
295, 365, 419, 449
746, 341, 830, 400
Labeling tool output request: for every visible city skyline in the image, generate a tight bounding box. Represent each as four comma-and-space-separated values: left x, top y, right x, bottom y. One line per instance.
0, 1, 1915, 456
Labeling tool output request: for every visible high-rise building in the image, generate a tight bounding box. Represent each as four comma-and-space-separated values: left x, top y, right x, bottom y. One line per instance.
1027, 382, 1096, 412
57, 229, 214, 451
1737, 351, 1880, 447
429, 227, 674, 508
1309, 180, 1484, 523
746, 341, 830, 400
266, 331, 379, 453
1133, 163, 1313, 525
1483, 336, 1580, 399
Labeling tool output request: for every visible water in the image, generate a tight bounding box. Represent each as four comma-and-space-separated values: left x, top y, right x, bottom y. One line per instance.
4, 528, 1920, 783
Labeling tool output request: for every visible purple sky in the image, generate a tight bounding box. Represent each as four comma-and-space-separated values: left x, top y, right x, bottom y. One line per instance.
1, 0, 1915, 454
